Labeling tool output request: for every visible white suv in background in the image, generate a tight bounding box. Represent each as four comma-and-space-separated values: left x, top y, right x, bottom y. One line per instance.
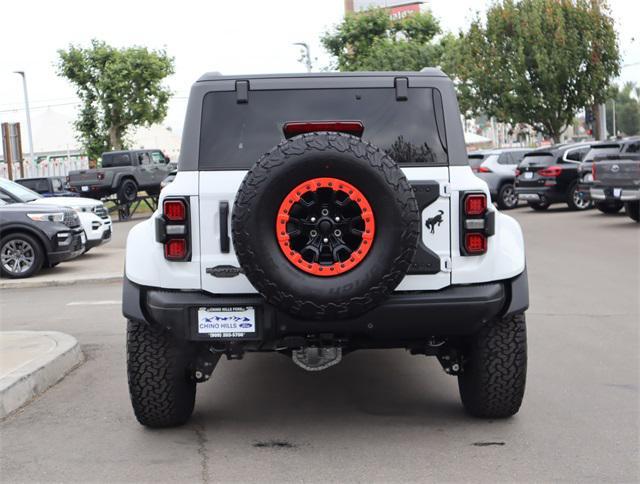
0, 178, 112, 252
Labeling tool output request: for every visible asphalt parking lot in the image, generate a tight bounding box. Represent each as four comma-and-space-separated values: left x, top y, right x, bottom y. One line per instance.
0, 206, 638, 483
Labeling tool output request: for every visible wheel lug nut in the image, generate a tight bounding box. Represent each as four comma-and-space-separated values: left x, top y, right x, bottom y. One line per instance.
310, 230, 318, 237
323, 238, 329, 243
335, 216, 340, 222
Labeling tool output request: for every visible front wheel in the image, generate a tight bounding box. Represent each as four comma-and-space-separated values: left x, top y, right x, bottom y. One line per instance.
567, 183, 591, 210
0, 233, 44, 279
595, 201, 624, 214
496, 183, 519, 210
458, 313, 527, 418
626, 201, 640, 222
127, 320, 196, 427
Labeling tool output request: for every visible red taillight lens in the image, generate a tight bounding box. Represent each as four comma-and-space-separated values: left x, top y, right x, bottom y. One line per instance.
538, 165, 563, 177
164, 200, 186, 221
283, 121, 364, 138
478, 166, 491, 173
464, 194, 487, 215
164, 238, 187, 259
465, 233, 487, 254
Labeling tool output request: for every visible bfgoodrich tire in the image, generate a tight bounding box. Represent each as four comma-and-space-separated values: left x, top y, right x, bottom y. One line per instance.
458, 313, 527, 418
232, 132, 420, 320
126, 320, 196, 428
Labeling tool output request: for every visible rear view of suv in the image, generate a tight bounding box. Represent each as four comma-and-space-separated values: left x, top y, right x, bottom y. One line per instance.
123, 71, 529, 427
471, 148, 529, 209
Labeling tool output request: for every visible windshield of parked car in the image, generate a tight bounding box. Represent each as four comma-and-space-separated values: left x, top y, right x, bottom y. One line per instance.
16, 178, 49, 193
583, 145, 621, 162
199, 87, 449, 169
0, 178, 43, 202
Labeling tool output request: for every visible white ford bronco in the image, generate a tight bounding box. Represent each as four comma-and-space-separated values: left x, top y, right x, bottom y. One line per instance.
123, 70, 529, 427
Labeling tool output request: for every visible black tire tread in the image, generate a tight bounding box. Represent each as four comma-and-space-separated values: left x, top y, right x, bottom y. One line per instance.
126, 319, 196, 428
232, 132, 420, 320
458, 313, 527, 418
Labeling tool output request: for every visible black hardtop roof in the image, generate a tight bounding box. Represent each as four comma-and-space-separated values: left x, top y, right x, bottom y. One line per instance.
197, 69, 447, 83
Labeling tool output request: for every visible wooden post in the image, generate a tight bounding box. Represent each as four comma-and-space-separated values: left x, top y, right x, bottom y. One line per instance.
1, 123, 14, 180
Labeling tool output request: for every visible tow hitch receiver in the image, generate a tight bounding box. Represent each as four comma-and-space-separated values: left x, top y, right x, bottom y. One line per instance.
292, 347, 342, 371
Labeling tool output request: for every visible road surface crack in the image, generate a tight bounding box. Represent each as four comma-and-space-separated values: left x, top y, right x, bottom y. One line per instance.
194, 424, 209, 483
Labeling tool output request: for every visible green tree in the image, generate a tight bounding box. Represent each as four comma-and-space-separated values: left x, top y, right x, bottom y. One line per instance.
450, 0, 620, 142
321, 9, 442, 72
606, 82, 640, 136
57, 40, 174, 160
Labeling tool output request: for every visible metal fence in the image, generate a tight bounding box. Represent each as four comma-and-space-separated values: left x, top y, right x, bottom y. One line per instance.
0, 157, 89, 180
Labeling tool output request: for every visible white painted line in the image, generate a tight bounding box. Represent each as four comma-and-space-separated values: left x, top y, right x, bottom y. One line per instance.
66, 300, 121, 306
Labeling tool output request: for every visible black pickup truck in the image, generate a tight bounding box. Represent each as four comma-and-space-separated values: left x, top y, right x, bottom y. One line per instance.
590, 153, 640, 222
68, 149, 172, 203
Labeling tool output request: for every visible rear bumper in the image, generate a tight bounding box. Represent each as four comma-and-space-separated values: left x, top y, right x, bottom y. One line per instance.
590, 187, 640, 202
515, 186, 565, 203
123, 270, 529, 348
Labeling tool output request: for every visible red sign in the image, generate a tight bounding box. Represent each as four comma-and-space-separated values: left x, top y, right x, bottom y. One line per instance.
389, 3, 421, 19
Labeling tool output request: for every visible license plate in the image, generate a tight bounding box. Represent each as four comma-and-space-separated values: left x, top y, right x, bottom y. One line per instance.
81, 185, 89, 192
613, 188, 622, 197
524, 172, 534, 179
197, 307, 256, 338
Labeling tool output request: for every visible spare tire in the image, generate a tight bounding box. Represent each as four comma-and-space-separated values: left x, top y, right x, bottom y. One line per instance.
232, 132, 420, 320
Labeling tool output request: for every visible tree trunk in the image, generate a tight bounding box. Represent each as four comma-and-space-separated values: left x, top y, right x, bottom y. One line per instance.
108, 125, 122, 150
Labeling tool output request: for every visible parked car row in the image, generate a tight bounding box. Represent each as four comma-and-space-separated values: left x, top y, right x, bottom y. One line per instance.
0, 177, 113, 278
470, 137, 640, 223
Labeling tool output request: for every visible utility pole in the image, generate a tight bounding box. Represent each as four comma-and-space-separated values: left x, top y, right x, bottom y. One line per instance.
293, 42, 312, 72
611, 100, 616, 137
14, 71, 34, 163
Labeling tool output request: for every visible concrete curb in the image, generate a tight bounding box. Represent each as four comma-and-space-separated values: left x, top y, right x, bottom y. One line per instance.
0, 273, 123, 290
0, 331, 84, 419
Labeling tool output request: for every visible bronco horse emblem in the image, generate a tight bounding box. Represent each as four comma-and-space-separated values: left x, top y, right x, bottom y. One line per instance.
425, 210, 445, 234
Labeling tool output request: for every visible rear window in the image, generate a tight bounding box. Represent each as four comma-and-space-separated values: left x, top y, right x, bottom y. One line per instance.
16, 179, 48, 193
583, 145, 620, 162
467, 154, 485, 168
199, 88, 448, 170
520, 153, 556, 166
102, 152, 131, 167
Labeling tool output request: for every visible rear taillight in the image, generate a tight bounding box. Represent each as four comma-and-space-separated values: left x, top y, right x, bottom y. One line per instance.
478, 166, 491, 173
164, 200, 186, 221
283, 121, 364, 138
157, 198, 190, 261
464, 194, 487, 216
460, 192, 493, 256
538, 165, 563, 177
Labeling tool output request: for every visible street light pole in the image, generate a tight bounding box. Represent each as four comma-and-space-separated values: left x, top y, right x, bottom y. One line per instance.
293, 42, 312, 73
14, 71, 34, 163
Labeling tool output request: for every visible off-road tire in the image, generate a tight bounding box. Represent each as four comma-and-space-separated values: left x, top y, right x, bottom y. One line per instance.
527, 200, 549, 211
595, 201, 624, 214
233, 132, 420, 320
496, 183, 518, 210
626, 201, 640, 222
127, 319, 196, 428
0, 233, 44, 279
458, 313, 527, 418
117, 179, 138, 204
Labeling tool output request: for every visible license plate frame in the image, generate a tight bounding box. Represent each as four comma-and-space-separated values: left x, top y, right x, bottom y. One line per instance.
81, 185, 89, 192
524, 171, 534, 179
195, 306, 260, 340
613, 188, 622, 198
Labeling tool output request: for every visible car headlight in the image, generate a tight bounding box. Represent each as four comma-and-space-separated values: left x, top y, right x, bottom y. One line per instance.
27, 212, 65, 222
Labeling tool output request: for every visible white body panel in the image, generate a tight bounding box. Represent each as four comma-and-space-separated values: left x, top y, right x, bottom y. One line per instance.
125, 166, 526, 292
481, 154, 518, 176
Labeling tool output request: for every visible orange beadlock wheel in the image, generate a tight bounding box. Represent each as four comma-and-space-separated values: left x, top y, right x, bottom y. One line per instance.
276, 177, 375, 276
